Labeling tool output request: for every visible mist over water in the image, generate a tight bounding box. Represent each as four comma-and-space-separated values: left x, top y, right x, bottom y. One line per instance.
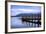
11, 17, 41, 28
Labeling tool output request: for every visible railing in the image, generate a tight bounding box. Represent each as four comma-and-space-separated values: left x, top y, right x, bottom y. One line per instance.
21, 16, 41, 27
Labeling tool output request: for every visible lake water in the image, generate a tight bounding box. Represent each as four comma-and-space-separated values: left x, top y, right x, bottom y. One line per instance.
11, 17, 41, 28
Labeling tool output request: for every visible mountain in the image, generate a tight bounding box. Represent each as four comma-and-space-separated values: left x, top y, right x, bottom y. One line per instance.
13, 13, 41, 17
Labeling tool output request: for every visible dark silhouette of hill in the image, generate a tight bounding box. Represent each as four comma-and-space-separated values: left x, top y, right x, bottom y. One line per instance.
14, 13, 41, 17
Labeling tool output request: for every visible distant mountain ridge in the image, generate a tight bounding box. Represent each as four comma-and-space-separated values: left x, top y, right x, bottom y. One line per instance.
11, 13, 41, 17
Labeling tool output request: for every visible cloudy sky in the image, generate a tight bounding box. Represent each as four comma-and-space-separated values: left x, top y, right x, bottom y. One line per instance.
11, 5, 41, 16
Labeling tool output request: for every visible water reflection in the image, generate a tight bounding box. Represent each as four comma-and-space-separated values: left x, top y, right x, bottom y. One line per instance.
11, 17, 41, 28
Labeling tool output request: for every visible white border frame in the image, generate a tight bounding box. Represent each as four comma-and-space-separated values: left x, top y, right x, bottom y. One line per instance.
7, 2, 44, 32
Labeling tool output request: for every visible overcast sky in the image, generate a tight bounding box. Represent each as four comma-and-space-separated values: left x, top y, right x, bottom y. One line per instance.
11, 5, 41, 16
